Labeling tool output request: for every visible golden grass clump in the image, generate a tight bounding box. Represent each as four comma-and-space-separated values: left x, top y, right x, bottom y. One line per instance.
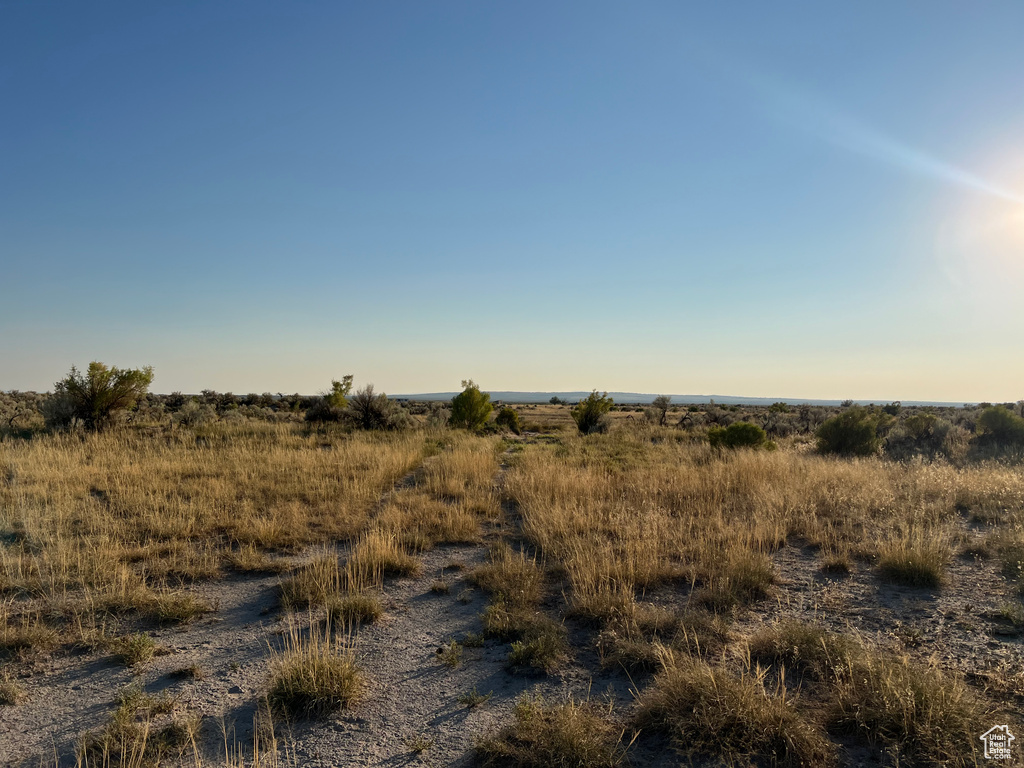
748, 620, 862, 682
375, 490, 482, 550
828, 651, 993, 766
109, 632, 159, 666
279, 551, 342, 609
470, 543, 545, 608
635, 651, 836, 767
0, 672, 23, 705
598, 607, 729, 671
267, 621, 362, 719
876, 535, 950, 588
326, 590, 383, 627
0, 608, 60, 660
347, 529, 420, 584
477, 695, 625, 768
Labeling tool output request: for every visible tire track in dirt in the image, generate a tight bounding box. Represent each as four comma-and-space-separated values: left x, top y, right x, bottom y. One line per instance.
281, 439, 588, 767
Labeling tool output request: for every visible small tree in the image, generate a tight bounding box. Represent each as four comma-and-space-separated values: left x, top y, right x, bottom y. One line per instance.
327, 376, 354, 409
305, 376, 354, 424
450, 380, 493, 431
49, 362, 154, 431
651, 395, 672, 427
571, 391, 614, 435
495, 406, 521, 434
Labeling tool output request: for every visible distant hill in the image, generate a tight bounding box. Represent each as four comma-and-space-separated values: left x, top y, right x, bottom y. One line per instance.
392, 391, 969, 407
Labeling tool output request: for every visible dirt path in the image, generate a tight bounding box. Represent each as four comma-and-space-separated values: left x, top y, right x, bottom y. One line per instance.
280, 443, 590, 767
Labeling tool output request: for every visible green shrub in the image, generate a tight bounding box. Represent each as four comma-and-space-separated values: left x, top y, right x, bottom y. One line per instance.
48, 362, 154, 431
816, 406, 892, 457
706, 421, 771, 450
571, 391, 613, 435
976, 406, 1024, 451
495, 407, 522, 434
450, 380, 493, 431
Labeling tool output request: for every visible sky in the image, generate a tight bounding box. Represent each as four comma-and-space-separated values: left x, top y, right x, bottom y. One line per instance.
3, 2, 1024, 402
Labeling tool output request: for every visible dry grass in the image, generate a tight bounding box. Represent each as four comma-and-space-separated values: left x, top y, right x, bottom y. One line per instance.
635, 650, 837, 767
477, 695, 625, 768
598, 606, 729, 671
0, 422, 427, 650
0, 671, 23, 705
78, 685, 195, 768
5, 419, 1023, 763
279, 550, 343, 609
748, 620, 861, 682
470, 543, 545, 608
876, 535, 950, 587
505, 432, 1024, 630
109, 632, 160, 666
267, 619, 361, 719
748, 619, 997, 765
326, 590, 383, 626
828, 650, 993, 766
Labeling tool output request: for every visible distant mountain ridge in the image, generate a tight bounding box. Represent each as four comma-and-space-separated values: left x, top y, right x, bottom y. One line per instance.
392, 391, 970, 407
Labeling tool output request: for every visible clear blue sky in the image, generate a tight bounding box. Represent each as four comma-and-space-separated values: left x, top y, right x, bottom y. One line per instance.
3, 2, 1024, 401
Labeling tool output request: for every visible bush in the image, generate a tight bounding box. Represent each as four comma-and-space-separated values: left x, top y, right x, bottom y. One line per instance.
346, 385, 410, 431
48, 362, 154, 431
976, 406, 1024, 451
706, 421, 771, 450
571, 391, 614, 435
450, 380, 493, 431
884, 413, 962, 462
816, 407, 892, 457
424, 402, 451, 429
495, 407, 521, 434
171, 399, 215, 428
305, 376, 353, 424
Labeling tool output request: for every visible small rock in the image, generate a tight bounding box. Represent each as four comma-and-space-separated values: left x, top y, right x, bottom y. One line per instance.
228, 685, 243, 694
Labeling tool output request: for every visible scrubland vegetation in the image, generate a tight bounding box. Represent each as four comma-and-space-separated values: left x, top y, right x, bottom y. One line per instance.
1, 369, 1023, 766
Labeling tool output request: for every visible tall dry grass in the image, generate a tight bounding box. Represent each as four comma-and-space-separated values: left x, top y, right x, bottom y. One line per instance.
506, 431, 1024, 621
0, 422, 428, 633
